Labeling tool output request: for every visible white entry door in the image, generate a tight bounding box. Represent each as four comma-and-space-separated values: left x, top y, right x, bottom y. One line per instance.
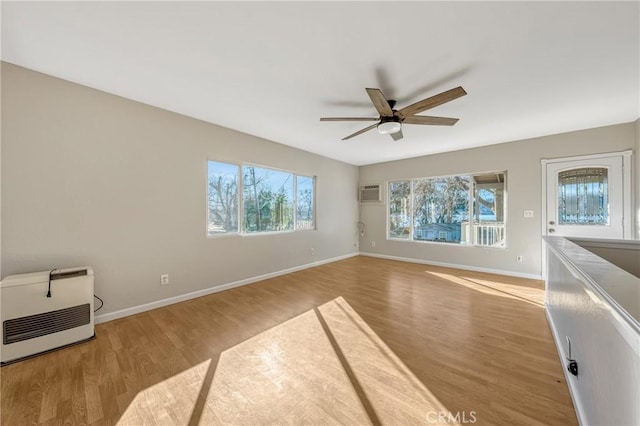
544, 152, 631, 239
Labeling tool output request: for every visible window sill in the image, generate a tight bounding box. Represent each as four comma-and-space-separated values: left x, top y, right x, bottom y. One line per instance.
387, 237, 506, 250
207, 228, 317, 238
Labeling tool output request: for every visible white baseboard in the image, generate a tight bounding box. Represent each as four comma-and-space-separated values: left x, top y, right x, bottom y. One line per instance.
545, 308, 587, 426
96, 251, 540, 324
359, 252, 542, 280
95, 252, 358, 324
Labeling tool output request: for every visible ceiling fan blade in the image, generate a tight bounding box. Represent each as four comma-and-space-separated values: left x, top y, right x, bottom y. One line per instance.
402, 116, 459, 126
399, 86, 467, 117
342, 123, 379, 140
320, 117, 379, 122
366, 88, 394, 117
390, 129, 403, 141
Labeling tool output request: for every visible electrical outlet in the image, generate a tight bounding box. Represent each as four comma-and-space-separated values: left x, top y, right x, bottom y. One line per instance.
523, 210, 534, 218
371, 241, 376, 247
516, 256, 523, 263
566, 337, 578, 376
354, 242, 359, 248
310, 247, 315, 255
160, 274, 169, 285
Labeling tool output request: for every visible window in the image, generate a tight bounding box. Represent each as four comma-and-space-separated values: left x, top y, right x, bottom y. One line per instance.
412, 176, 470, 243
388, 172, 506, 247
208, 161, 239, 234
471, 174, 505, 246
557, 167, 608, 225
207, 160, 315, 235
389, 181, 411, 239
296, 175, 315, 230
243, 165, 294, 233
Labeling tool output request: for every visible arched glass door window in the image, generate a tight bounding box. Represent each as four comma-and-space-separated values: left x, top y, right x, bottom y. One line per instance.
557, 167, 608, 225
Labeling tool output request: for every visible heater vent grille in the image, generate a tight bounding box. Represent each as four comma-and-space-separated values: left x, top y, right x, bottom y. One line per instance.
3, 304, 90, 345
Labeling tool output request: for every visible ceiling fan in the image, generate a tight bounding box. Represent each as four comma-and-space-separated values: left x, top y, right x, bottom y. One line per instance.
321, 86, 467, 141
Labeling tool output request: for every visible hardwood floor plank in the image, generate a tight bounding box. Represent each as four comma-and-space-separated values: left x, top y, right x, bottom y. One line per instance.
1, 256, 576, 425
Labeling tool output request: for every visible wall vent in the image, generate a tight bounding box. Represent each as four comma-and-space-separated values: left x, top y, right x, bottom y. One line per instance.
3, 304, 90, 345
359, 184, 382, 202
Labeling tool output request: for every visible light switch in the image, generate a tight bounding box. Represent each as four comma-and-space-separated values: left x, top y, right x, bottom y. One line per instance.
524, 210, 534, 218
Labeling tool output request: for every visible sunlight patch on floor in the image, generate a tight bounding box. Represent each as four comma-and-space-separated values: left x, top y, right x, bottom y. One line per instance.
117, 297, 457, 425
427, 271, 544, 307
318, 297, 456, 425
199, 305, 372, 424
117, 359, 211, 425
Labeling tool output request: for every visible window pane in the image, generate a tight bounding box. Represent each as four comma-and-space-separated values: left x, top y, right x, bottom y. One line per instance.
468, 173, 505, 247
296, 175, 315, 230
207, 161, 239, 234
412, 176, 470, 243
558, 168, 608, 225
388, 181, 411, 239
243, 166, 294, 233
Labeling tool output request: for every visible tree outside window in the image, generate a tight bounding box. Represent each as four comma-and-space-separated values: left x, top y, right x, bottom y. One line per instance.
388, 172, 505, 247
296, 176, 315, 230
208, 161, 239, 234
207, 161, 315, 235
243, 165, 294, 233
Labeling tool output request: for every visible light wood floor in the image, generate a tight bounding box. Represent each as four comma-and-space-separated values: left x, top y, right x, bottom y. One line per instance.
1, 256, 577, 425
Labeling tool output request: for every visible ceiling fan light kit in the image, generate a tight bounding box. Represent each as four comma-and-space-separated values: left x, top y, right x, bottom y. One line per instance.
377, 121, 402, 135
321, 86, 467, 141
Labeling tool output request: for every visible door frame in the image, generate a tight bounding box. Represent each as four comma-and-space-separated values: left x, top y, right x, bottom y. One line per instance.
540, 150, 633, 277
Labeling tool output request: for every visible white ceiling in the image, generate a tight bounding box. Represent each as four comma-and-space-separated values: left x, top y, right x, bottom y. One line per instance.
2, 2, 639, 166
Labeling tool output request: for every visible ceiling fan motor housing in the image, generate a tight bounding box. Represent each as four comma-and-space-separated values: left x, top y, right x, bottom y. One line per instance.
380, 115, 400, 123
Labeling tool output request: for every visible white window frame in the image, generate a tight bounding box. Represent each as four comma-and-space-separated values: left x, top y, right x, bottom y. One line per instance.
387, 170, 507, 249
206, 159, 316, 237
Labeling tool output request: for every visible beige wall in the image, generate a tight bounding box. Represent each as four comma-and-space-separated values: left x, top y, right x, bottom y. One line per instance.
359, 122, 637, 277
1, 61, 637, 316
1, 63, 359, 316
576, 244, 640, 278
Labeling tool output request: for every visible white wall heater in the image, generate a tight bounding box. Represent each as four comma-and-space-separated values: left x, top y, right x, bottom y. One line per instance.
1, 267, 94, 364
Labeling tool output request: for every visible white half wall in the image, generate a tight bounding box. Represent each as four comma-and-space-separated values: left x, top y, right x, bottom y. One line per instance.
359, 122, 637, 277
1, 63, 360, 316
544, 236, 640, 426
635, 118, 640, 239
